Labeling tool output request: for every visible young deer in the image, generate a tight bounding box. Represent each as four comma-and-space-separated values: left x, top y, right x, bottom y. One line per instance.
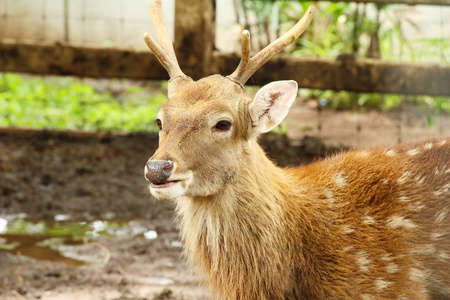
143, 1, 450, 299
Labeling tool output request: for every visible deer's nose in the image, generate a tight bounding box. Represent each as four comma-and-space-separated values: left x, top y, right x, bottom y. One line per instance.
145, 160, 174, 184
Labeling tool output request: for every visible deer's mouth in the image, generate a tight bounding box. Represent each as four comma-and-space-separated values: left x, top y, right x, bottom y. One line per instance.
148, 171, 193, 200
151, 180, 181, 188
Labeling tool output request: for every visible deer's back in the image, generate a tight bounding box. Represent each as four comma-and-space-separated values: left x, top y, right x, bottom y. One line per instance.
293, 138, 449, 299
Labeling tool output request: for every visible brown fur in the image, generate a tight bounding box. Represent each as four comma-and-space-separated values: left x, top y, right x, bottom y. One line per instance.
149, 75, 450, 299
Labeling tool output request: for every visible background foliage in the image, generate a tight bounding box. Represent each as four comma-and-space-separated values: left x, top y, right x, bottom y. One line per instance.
0, 73, 165, 132
237, 0, 449, 62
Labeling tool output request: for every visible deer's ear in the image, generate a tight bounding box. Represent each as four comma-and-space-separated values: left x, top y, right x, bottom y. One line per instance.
249, 80, 298, 134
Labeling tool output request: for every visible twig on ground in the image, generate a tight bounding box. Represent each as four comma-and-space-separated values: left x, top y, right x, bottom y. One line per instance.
83, 239, 112, 282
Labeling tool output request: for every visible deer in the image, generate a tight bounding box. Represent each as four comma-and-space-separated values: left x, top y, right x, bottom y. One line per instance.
142, 1, 450, 299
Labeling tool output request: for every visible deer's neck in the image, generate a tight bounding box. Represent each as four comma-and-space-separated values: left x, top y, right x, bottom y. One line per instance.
176, 144, 293, 249
175, 144, 313, 297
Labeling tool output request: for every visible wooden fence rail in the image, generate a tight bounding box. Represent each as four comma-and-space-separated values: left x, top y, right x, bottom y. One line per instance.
1, 42, 449, 96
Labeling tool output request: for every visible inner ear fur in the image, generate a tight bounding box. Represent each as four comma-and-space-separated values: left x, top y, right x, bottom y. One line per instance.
249, 80, 298, 134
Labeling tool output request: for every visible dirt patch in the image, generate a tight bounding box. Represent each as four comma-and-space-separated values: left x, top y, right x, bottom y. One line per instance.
287, 101, 450, 148
0, 128, 161, 220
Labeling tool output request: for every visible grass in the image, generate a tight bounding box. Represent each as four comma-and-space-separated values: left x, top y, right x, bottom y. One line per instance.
0, 73, 165, 133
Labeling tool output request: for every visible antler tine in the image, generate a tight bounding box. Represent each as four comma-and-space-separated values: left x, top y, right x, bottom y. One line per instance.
228, 30, 251, 83
143, 0, 186, 79
229, 6, 315, 84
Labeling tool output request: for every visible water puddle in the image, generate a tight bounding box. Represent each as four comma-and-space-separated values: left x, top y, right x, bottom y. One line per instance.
0, 234, 85, 266
0, 214, 159, 266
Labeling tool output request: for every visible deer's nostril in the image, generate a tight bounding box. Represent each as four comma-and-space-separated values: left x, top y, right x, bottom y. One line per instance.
163, 161, 174, 172
145, 160, 174, 184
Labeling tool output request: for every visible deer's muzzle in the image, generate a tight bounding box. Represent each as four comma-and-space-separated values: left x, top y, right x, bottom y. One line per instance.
145, 160, 174, 184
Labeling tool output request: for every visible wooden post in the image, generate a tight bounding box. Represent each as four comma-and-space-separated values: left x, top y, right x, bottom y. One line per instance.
174, 0, 215, 79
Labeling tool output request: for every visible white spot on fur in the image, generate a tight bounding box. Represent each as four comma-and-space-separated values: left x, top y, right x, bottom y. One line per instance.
431, 231, 447, 241
433, 190, 443, 196
398, 296, 408, 300
435, 167, 441, 175
343, 246, 354, 252
398, 195, 409, 202
385, 150, 396, 157
445, 168, 450, 174
363, 215, 375, 225
362, 294, 374, 300
409, 268, 427, 283
397, 171, 411, 184
407, 148, 420, 156
438, 183, 450, 194
324, 189, 334, 199
356, 251, 371, 272
380, 254, 392, 261
375, 278, 390, 291
424, 143, 433, 150
386, 216, 417, 229
409, 201, 425, 212
323, 189, 335, 206
435, 207, 449, 223
410, 244, 436, 255
333, 172, 347, 188
438, 252, 450, 261
382, 178, 389, 185
342, 225, 354, 234
439, 139, 447, 146
415, 175, 425, 185
387, 262, 399, 274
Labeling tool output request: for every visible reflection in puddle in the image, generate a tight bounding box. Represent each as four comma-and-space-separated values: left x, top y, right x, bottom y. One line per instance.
144, 230, 158, 240
0, 234, 85, 266
0, 215, 159, 266
0, 217, 7, 233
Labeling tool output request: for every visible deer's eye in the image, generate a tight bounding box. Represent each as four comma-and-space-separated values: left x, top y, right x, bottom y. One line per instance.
214, 120, 232, 132
156, 119, 162, 130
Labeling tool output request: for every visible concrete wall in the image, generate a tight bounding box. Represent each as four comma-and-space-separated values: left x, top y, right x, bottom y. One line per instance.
0, 1, 448, 56
0, 0, 176, 50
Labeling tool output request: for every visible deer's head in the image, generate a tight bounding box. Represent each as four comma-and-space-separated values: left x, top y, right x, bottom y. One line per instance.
144, 0, 314, 200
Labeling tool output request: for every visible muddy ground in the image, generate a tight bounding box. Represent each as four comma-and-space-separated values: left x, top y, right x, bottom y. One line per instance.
0, 103, 448, 299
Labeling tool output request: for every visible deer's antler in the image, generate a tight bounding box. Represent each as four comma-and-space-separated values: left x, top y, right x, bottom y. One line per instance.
143, 0, 187, 80
229, 6, 315, 85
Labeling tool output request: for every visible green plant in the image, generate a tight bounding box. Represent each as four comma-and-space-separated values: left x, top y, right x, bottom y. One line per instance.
300, 88, 449, 117
0, 73, 165, 132
240, 1, 447, 63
